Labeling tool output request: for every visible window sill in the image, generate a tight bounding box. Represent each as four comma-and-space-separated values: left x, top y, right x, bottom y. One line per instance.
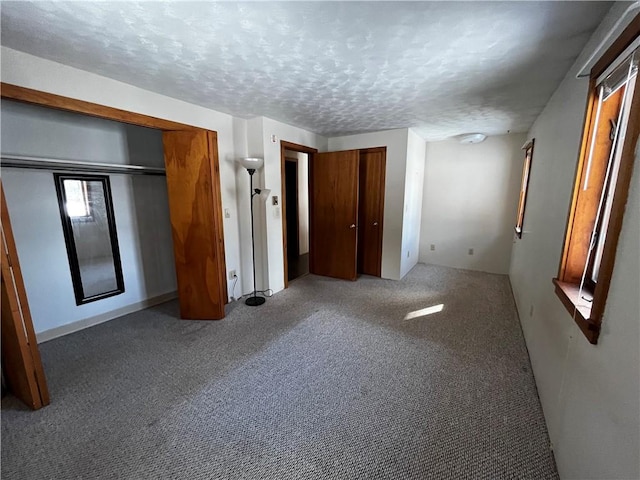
552, 278, 600, 344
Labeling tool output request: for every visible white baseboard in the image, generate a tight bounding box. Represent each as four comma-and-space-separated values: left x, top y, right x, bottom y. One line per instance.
36, 291, 178, 344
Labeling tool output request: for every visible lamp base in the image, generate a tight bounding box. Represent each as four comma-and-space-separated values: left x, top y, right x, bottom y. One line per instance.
245, 296, 266, 306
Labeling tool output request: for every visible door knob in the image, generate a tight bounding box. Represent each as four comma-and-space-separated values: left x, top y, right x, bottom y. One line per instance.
349, 224, 356, 229
373, 222, 378, 226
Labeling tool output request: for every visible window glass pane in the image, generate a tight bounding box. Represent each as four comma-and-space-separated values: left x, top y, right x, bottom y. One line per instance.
63, 179, 89, 217
590, 71, 637, 283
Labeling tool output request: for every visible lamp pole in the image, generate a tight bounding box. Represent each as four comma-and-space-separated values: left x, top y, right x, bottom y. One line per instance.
246, 168, 265, 306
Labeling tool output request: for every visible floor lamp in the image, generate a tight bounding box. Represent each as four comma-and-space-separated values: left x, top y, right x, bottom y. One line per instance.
238, 157, 270, 306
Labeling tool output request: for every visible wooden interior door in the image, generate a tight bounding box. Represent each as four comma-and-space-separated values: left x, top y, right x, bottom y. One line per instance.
1, 182, 50, 410
310, 150, 360, 280
358, 148, 386, 277
162, 130, 227, 320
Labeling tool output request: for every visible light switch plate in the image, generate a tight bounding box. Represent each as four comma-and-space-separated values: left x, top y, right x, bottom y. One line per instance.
272, 196, 279, 206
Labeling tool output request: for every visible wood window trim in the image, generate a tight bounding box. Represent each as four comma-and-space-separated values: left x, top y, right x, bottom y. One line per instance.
552, 279, 599, 344
554, 21, 640, 344
591, 13, 640, 80
515, 139, 534, 238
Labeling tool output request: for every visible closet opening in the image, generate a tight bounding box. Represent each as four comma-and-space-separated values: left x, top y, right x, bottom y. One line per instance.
1, 84, 228, 409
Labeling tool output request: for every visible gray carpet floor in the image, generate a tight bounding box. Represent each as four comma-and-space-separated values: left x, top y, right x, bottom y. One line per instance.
1, 264, 558, 479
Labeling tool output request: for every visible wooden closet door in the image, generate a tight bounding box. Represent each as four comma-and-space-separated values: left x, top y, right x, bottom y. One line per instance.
1, 182, 49, 410
162, 130, 227, 320
358, 148, 386, 277
310, 150, 360, 280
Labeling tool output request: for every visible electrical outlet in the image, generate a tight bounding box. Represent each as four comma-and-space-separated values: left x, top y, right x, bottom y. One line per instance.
228, 270, 237, 280
468, 248, 474, 255
272, 196, 279, 206
430, 244, 435, 251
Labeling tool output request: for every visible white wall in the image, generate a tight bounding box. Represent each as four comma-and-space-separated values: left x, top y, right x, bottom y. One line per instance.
509, 4, 639, 479
1, 101, 176, 336
259, 117, 328, 293
328, 129, 409, 280
419, 133, 526, 274
400, 129, 426, 277
298, 154, 309, 255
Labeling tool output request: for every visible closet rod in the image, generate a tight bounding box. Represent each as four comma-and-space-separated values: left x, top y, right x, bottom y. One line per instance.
1, 154, 166, 176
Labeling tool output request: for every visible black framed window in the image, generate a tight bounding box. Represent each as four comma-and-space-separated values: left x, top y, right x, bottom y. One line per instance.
54, 174, 125, 305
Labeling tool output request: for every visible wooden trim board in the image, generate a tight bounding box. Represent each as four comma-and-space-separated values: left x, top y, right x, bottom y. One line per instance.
1, 83, 194, 131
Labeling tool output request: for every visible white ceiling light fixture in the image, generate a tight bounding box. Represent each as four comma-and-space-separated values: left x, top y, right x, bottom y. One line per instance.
458, 133, 487, 145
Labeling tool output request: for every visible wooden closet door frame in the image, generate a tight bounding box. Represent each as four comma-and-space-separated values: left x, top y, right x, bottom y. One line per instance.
1, 83, 228, 320
1, 181, 50, 409
280, 141, 318, 288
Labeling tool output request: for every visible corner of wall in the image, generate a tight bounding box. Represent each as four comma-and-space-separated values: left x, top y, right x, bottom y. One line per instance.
400, 129, 426, 278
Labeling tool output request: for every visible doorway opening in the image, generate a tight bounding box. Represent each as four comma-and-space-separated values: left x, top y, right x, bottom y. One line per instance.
280, 141, 318, 288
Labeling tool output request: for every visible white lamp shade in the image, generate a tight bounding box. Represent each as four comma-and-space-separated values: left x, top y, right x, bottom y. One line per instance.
257, 188, 271, 202
238, 157, 264, 170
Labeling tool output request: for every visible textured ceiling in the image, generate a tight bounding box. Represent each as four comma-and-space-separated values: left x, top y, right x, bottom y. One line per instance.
1, 1, 611, 140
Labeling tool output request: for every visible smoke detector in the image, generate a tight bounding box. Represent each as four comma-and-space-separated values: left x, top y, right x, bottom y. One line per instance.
458, 133, 487, 144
